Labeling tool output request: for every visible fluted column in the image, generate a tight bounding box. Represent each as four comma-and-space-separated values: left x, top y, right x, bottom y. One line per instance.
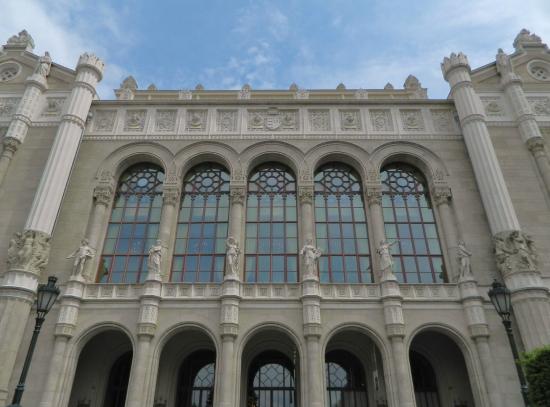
158, 182, 180, 280
458, 277, 504, 406
380, 276, 415, 407
365, 184, 386, 279
432, 186, 460, 281
228, 184, 246, 278
0, 52, 103, 405
0, 53, 51, 186
39, 276, 86, 407
442, 52, 550, 349
301, 273, 323, 407
497, 49, 550, 195
126, 275, 161, 407
217, 274, 241, 407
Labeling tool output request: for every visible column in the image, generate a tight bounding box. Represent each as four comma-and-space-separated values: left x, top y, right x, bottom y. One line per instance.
0, 52, 103, 405
39, 276, 86, 407
458, 276, 504, 406
126, 275, 162, 407
217, 273, 241, 407
365, 183, 386, 277
158, 182, 180, 280
432, 186, 460, 281
380, 277, 416, 407
496, 49, 550, 194
0, 53, 51, 186
298, 185, 314, 244
228, 184, 246, 277
301, 273, 324, 407
442, 52, 550, 350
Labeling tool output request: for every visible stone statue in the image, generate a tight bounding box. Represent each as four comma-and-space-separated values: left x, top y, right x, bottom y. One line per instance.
67, 239, 96, 278
34, 52, 52, 78
457, 240, 473, 280
513, 29, 542, 49
377, 240, 398, 280
494, 231, 537, 276
225, 237, 240, 276
6, 230, 50, 274
147, 240, 164, 278
6, 30, 35, 49
300, 239, 322, 278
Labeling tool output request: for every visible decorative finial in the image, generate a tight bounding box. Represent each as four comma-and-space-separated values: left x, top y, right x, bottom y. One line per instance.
120, 76, 138, 90
5, 30, 35, 51
384, 82, 394, 90
147, 83, 157, 91
513, 28, 544, 51
336, 82, 346, 90
289, 83, 299, 91
404, 75, 427, 99
195, 83, 204, 90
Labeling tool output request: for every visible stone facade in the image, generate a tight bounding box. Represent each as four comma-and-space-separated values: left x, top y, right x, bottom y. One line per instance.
0, 29, 550, 407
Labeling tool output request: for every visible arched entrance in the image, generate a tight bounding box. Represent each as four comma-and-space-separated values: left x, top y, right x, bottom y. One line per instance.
409, 331, 474, 407
68, 329, 133, 407
240, 328, 300, 407
154, 327, 217, 407
325, 329, 387, 407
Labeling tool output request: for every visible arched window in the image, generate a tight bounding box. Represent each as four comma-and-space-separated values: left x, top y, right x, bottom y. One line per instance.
103, 352, 132, 407
380, 164, 444, 283
98, 164, 164, 283
326, 350, 368, 407
171, 163, 230, 283
410, 351, 441, 407
248, 351, 297, 407
314, 163, 371, 283
177, 350, 215, 407
245, 163, 298, 283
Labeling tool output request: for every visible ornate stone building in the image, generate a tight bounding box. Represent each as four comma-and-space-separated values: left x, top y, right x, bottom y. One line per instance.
0, 28, 549, 407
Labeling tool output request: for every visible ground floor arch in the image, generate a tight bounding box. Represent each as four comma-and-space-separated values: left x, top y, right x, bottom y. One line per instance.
68, 329, 133, 407
409, 330, 474, 407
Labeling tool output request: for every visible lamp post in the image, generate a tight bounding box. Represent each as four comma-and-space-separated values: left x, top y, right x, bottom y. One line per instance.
487, 279, 530, 406
8, 276, 60, 407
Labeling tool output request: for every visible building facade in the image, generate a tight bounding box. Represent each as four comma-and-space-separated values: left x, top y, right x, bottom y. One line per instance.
0, 28, 550, 407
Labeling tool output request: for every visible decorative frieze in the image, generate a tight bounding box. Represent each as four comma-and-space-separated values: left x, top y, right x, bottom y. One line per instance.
0, 97, 20, 118
124, 110, 147, 132
481, 97, 505, 117
370, 109, 393, 131
41, 97, 65, 117
186, 110, 207, 132
155, 110, 176, 132
7, 230, 50, 275
527, 97, 550, 115
430, 109, 454, 132
340, 110, 362, 131
93, 110, 117, 132
308, 110, 330, 131
400, 109, 425, 131
248, 108, 298, 131
217, 110, 238, 132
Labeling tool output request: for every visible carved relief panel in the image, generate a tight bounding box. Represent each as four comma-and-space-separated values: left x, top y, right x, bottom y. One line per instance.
369, 109, 393, 131
247, 108, 298, 131
308, 109, 330, 131
41, 97, 65, 117
430, 109, 454, 132
481, 97, 505, 117
93, 110, 117, 132
124, 110, 147, 131
155, 110, 177, 132
0, 97, 20, 119
186, 109, 208, 132
216, 110, 238, 132
339, 110, 362, 131
400, 109, 425, 131
527, 97, 550, 116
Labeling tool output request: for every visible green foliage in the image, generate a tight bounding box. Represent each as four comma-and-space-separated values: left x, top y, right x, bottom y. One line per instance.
521, 345, 550, 407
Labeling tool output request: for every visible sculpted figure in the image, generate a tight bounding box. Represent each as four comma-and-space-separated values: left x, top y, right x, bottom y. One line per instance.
34, 52, 52, 78
67, 239, 96, 278
457, 240, 473, 280
377, 240, 399, 280
226, 237, 240, 276
300, 239, 322, 278
7, 232, 22, 267
147, 240, 164, 277
18, 233, 35, 267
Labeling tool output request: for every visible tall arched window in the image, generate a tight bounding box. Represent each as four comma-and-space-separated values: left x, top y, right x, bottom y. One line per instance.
98, 164, 164, 283
314, 163, 371, 283
326, 350, 368, 407
177, 350, 216, 407
103, 352, 132, 407
380, 164, 444, 283
248, 351, 297, 407
245, 163, 298, 283
171, 163, 230, 283
410, 351, 441, 407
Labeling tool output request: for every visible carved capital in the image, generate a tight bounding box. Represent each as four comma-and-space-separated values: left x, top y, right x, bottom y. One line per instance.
7, 230, 51, 275
385, 323, 405, 338
526, 137, 547, 156
365, 185, 382, 206
230, 186, 246, 204
2, 137, 21, 156
298, 186, 313, 205
162, 187, 180, 207
493, 230, 538, 277
93, 184, 114, 206
432, 186, 452, 206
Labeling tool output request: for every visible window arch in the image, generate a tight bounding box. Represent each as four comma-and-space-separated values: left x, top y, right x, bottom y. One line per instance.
98, 163, 164, 283
177, 350, 216, 407
325, 350, 368, 407
314, 163, 371, 283
248, 351, 297, 407
171, 163, 230, 283
380, 163, 444, 283
245, 163, 298, 283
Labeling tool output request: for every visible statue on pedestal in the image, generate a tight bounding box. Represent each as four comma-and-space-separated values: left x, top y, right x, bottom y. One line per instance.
457, 240, 473, 281
147, 240, 164, 279
225, 237, 240, 276
300, 239, 321, 279
67, 239, 96, 279
377, 240, 398, 281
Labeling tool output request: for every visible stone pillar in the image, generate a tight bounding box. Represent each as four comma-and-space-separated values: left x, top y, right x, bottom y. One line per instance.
298, 185, 314, 244
496, 49, 550, 195
39, 276, 86, 407
458, 276, 504, 406
0, 53, 51, 186
0, 53, 103, 405
217, 274, 241, 407
301, 273, 323, 407
228, 184, 246, 278
442, 52, 550, 350
380, 277, 415, 407
365, 183, 386, 279
432, 186, 460, 281
158, 181, 180, 280
126, 275, 161, 407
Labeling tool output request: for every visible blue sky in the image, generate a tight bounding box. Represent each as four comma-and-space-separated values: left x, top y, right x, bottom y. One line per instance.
2, 0, 550, 99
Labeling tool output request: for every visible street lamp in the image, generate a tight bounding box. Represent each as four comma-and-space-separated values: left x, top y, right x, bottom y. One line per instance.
8, 276, 60, 407
487, 279, 530, 406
